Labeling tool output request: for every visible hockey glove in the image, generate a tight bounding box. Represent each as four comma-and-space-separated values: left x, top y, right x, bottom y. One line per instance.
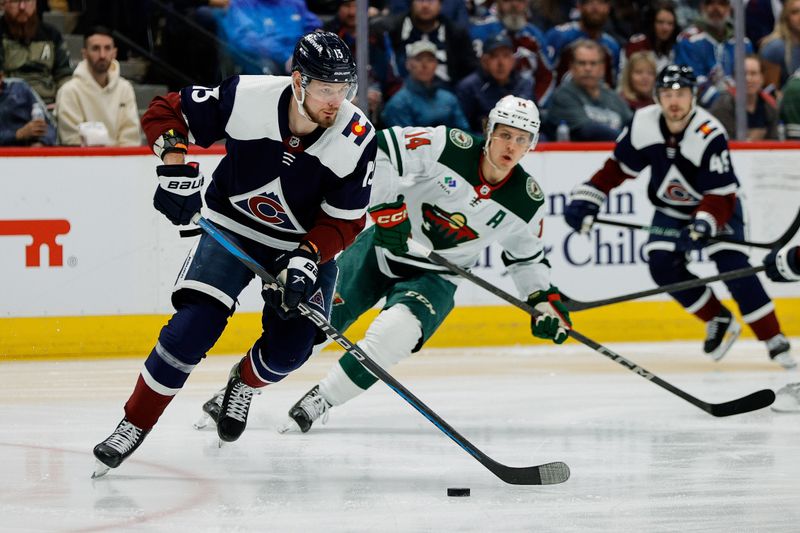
369, 195, 411, 254
154, 163, 204, 225
527, 286, 572, 344
564, 183, 606, 234
263, 244, 320, 319
677, 217, 714, 251
764, 245, 800, 283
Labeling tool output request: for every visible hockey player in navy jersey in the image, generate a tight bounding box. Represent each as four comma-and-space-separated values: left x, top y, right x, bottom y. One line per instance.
564, 64, 794, 369
763, 245, 800, 411
91, 31, 378, 477
197, 95, 573, 434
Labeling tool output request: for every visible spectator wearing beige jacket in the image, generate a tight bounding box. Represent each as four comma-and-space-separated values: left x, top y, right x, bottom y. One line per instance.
55, 27, 140, 146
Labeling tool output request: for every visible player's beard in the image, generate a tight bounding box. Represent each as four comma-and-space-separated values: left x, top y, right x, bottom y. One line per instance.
303, 101, 338, 128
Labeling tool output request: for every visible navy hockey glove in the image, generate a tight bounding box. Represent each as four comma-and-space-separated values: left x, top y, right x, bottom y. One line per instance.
154, 163, 204, 225
263, 244, 320, 319
677, 217, 714, 251
527, 286, 572, 344
369, 195, 411, 254
764, 245, 800, 282
564, 183, 606, 233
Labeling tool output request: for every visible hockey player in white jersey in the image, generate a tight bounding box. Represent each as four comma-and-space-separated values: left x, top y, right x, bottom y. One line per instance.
195, 95, 573, 433
565, 64, 794, 368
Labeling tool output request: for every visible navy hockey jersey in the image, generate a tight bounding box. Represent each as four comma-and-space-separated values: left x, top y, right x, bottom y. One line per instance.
591, 104, 738, 225
143, 75, 378, 262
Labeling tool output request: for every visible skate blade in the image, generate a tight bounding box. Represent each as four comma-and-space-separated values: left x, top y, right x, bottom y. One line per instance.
91, 460, 111, 479
193, 413, 214, 430
772, 353, 798, 370
707, 321, 741, 361
276, 417, 302, 434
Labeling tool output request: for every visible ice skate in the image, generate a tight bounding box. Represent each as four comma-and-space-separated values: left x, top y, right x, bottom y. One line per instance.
766, 334, 796, 370
193, 388, 224, 430
771, 382, 800, 412
216, 363, 257, 442
92, 418, 150, 478
278, 385, 331, 434
703, 307, 741, 361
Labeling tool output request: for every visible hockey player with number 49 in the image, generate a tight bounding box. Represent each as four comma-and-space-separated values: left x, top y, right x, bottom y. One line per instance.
91, 31, 377, 477
565, 64, 794, 369
196, 95, 574, 434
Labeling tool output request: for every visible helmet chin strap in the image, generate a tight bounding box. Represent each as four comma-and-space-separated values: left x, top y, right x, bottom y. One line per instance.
482, 136, 503, 173
292, 81, 311, 120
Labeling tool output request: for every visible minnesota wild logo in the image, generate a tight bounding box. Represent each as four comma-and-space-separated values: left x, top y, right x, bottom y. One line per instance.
448, 128, 473, 149
420, 203, 479, 249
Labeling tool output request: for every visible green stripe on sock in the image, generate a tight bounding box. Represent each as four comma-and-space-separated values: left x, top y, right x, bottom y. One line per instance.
338, 351, 379, 390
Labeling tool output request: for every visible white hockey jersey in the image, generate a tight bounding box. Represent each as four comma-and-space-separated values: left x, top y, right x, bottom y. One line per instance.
371, 126, 552, 299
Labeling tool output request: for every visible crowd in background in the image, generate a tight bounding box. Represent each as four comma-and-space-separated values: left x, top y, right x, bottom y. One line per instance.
3, 0, 800, 146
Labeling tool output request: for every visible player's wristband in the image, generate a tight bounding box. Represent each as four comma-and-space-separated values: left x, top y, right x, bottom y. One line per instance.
153, 129, 189, 160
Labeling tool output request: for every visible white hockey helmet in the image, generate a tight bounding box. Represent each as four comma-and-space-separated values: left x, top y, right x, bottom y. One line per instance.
485, 95, 541, 151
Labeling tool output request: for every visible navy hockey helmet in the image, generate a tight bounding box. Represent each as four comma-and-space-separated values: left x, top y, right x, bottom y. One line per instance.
292, 30, 358, 95
656, 64, 697, 93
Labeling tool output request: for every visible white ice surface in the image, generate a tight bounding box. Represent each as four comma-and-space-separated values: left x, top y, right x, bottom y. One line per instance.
1, 340, 798, 532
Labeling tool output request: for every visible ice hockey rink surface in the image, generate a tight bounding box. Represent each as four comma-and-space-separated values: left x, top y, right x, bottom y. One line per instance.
1, 339, 798, 532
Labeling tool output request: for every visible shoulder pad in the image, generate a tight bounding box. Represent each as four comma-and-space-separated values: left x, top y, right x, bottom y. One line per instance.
628, 105, 664, 149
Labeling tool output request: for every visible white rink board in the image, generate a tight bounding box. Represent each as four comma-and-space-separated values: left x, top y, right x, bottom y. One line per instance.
1, 148, 798, 318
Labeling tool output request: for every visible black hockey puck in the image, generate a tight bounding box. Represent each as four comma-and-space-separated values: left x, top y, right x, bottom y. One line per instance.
447, 487, 470, 497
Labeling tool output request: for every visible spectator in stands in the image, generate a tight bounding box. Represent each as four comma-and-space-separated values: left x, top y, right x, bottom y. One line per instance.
619, 50, 656, 111
55, 27, 140, 146
470, 0, 554, 105
324, 0, 401, 123
760, 0, 800, 96
378, 0, 477, 87
381, 39, 469, 129
624, 0, 680, 74
529, 0, 576, 32
544, 0, 621, 88
386, 0, 468, 30
0, 65, 56, 146
780, 68, 800, 139
308, 0, 384, 17
0, 0, 72, 105
674, 0, 753, 107
457, 32, 534, 134
218, 0, 321, 75
745, 0, 782, 49
709, 55, 779, 141
543, 39, 632, 141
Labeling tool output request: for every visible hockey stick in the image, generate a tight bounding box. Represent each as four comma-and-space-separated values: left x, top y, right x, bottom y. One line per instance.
594, 207, 800, 250
561, 265, 766, 311
407, 240, 775, 418
193, 214, 569, 486
563, 208, 800, 311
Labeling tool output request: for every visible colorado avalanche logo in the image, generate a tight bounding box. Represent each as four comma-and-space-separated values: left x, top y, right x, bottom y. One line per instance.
230, 180, 305, 232
656, 168, 702, 206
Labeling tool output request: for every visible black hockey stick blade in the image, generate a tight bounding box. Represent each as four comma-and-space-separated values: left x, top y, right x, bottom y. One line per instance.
704, 389, 776, 417
193, 215, 569, 486
407, 241, 776, 418
561, 265, 766, 311
595, 207, 800, 250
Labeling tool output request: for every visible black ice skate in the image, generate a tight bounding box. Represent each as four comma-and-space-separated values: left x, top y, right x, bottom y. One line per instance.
92, 418, 150, 478
703, 306, 741, 361
766, 334, 796, 369
216, 363, 257, 442
193, 388, 224, 430
278, 385, 331, 434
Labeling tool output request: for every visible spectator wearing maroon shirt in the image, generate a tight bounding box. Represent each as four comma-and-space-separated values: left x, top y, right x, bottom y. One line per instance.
624, 0, 681, 75
618, 51, 657, 111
